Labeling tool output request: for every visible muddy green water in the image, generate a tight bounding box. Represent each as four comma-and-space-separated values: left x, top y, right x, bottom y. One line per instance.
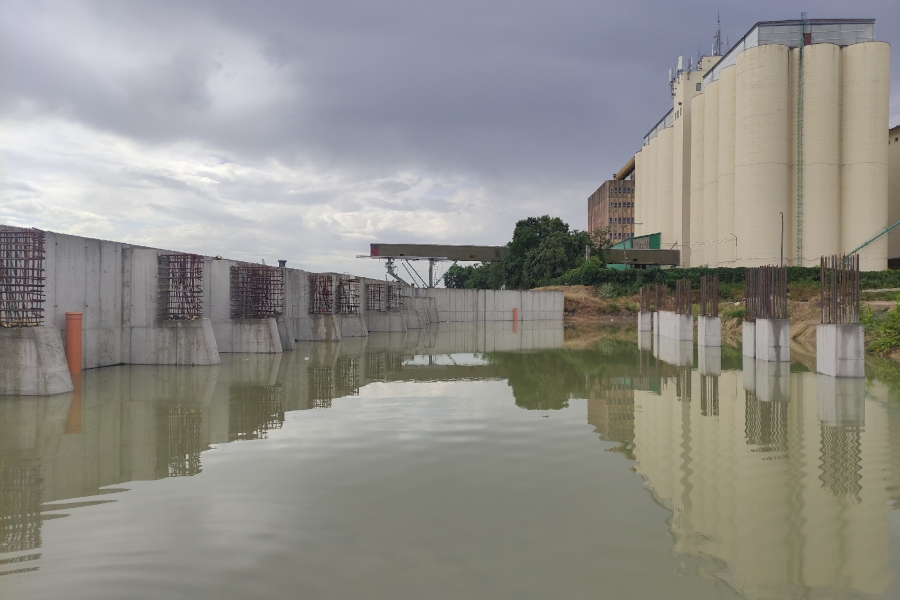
3, 325, 900, 599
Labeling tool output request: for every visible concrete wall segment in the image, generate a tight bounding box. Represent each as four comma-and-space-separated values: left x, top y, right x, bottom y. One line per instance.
717, 66, 737, 265
703, 80, 720, 266
690, 93, 706, 266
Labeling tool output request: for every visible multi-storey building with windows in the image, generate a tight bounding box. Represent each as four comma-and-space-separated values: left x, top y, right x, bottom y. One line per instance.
587, 179, 635, 243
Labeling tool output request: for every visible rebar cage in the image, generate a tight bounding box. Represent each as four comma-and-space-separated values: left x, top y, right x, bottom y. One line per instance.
756, 265, 788, 320
387, 284, 403, 311
308, 274, 334, 315
158, 253, 204, 321
366, 283, 386, 312
0, 229, 45, 327
821, 254, 860, 325
336, 278, 361, 314
674, 279, 691, 315
230, 264, 285, 319
700, 275, 719, 317
639, 285, 656, 313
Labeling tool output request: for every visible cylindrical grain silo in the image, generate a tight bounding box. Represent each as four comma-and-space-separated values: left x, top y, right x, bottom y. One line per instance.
703, 80, 720, 266
797, 44, 841, 266
717, 66, 737, 265
646, 137, 658, 236
734, 44, 790, 267
788, 48, 799, 265
841, 42, 890, 271
657, 127, 674, 245
690, 94, 706, 266
634, 150, 643, 237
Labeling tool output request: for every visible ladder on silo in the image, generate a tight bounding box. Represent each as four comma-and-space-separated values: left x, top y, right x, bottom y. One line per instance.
796, 12, 808, 266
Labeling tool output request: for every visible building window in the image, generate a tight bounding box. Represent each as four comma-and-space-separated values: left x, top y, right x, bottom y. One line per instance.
696, 83, 701, 91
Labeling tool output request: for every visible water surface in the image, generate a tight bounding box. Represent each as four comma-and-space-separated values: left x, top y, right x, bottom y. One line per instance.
3, 323, 900, 599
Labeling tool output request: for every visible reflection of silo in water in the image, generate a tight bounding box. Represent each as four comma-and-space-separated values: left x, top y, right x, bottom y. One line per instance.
0, 459, 43, 554
308, 366, 334, 409
744, 391, 788, 453
699, 375, 718, 417
159, 407, 203, 478
335, 357, 360, 397
229, 384, 285, 442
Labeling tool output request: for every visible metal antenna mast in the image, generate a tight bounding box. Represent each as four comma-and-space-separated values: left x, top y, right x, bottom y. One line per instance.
713, 12, 723, 56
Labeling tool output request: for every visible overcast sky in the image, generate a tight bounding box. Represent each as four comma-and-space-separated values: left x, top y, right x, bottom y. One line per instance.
2, 1, 898, 279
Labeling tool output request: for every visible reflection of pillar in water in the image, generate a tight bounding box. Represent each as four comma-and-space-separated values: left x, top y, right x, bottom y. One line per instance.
159, 407, 203, 478
587, 380, 636, 459
335, 357, 360, 397
755, 360, 790, 403
817, 375, 865, 502
365, 352, 387, 381
0, 459, 43, 554
744, 390, 788, 453
229, 384, 285, 442
676, 365, 692, 403
699, 375, 719, 417
308, 366, 334, 409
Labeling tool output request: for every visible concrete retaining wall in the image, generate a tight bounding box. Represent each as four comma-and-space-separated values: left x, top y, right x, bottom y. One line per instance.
1, 226, 564, 374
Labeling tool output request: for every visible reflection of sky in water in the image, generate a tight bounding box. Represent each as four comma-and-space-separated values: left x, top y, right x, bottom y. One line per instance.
2, 328, 900, 600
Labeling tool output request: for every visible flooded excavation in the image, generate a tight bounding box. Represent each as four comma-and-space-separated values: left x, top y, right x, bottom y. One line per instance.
3, 323, 900, 599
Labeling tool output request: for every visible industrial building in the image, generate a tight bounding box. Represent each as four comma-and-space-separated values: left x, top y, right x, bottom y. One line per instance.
626, 18, 893, 270
587, 179, 635, 243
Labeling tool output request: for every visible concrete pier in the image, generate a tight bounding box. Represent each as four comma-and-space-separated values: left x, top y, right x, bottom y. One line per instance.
756, 319, 790, 362
742, 321, 756, 357
657, 336, 693, 367
698, 316, 721, 347
638, 311, 653, 332
0, 327, 74, 396
130, 318, 220, 365
657, 311, 693, 341
816, 324, 864, 378
816, 375, 865, 425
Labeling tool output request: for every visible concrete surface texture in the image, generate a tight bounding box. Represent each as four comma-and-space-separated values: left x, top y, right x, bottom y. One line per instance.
656, 336, 693, 367
130, 318, 221, 365
656, 311, 693, 341
756, 318, 791, 362
698, 315, 721, 347
742, 321, 756, 357
637, 311, 652, 332
816, 323, 865, 378
0, 326, 74, 396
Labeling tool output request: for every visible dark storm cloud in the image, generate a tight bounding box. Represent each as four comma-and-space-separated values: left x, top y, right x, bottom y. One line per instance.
1, 0, 898, 275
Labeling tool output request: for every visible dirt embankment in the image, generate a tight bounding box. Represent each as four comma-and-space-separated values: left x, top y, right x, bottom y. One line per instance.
540, 285, 897, 358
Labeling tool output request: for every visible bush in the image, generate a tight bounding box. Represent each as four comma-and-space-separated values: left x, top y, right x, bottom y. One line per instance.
862, 306, 900, 354
721, 306, 745, 321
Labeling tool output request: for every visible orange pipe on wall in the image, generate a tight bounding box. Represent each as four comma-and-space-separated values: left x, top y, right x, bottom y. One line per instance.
65, 312, 83, 375
513, 308, 518, 333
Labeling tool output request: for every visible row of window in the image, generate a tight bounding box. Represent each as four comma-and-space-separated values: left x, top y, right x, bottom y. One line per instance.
610, 187, 633, 194
610, 217, 634, 224
611, 201, 633, 208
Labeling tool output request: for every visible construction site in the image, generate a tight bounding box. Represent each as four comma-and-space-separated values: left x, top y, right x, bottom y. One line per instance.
0, 226, 563, 397
593, 16, 898, 271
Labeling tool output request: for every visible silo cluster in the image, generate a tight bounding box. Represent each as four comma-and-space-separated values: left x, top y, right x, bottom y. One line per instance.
631, 19, 890, 270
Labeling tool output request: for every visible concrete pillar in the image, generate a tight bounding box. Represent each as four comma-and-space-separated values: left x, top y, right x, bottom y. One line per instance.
638, 311, 653, 332
638, 331, 652, 351
742, 321, 756, 357
755, 318, 790, 362
742, 355, 756, 392
0, 326, 74, 396
816, 323, 864, 378
652, 312, 659, 338
698, 315, 721, 347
